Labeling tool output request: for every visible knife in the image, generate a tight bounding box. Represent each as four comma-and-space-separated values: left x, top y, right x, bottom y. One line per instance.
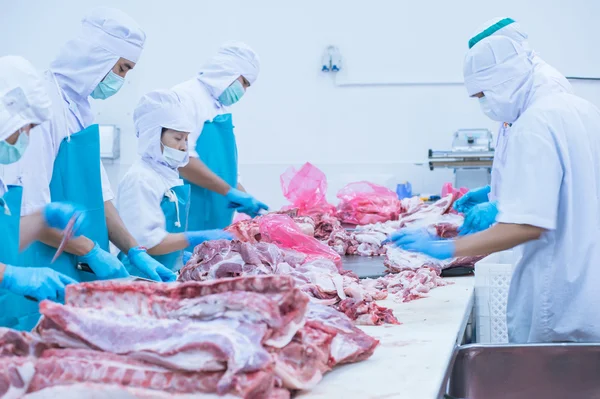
51, 212, 80, 264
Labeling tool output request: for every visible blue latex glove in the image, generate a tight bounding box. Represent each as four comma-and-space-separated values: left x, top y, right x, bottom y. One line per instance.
453, 185, 491, 214
459, 201, 498, 236
392, 230, 455, 260
79, 243, 130, 280
43, 202, 85, 236
0, 264, 76, 302
226, 188, 269, 218
128, 246, 176, 282
182, 251, 193, 265
389, 228, 438, 246
184, 230, 234, 248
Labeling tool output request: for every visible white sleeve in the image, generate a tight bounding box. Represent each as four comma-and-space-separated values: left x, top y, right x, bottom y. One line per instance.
100, 162, 115, 202
116, 174, 168, 249
496, 128, 562, 230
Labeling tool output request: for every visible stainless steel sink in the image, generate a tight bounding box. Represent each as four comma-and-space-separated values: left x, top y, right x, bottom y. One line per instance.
444, 343, 600, 399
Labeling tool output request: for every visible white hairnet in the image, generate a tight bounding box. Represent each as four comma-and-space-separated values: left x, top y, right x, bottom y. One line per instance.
0, 56, 52, 141
469, 17, 572, 95
464, 36, 534, 123
197, 41, 260, 99
49, 7, 146, 125
134, 89, 194, 170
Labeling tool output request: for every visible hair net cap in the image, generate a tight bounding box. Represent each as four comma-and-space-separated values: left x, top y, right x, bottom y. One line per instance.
0, 56, 52, 141
197, 41, 260, 99
463, 36, 531, 96
134, 89, 194, 168
82, 7, 146, 63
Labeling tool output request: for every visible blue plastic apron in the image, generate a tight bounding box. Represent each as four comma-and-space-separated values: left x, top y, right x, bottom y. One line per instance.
183, 113, 237, 245
0, 186, 32, 329
121, 184, 190, 276
14, 124, 108, 330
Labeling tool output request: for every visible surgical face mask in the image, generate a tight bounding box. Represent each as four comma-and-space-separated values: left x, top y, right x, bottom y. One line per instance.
218, 80, 245, 106
161, 141, 187, 168
0, 130, 29, 165
90, 71, 125, 100
478, 96, 504, 122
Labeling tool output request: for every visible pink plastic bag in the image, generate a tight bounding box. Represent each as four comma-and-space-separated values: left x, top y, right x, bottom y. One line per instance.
259, 214, 342, 268
336, 182, 402, 225
441, 183, 468, 210
280, 163, 336, 217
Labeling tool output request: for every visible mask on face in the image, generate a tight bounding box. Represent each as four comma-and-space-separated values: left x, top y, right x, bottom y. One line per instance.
90, 71, 125, 100
0, 130, 29, 165
218, 80, 245, 106
478, 96, 503, 121
161, 141, 187, 169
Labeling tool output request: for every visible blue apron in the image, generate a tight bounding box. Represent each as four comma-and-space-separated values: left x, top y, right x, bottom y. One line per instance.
0, 186, 38, 329
120, 184, 190, 275
183, 113, 237, 246
14, 124, 108, 330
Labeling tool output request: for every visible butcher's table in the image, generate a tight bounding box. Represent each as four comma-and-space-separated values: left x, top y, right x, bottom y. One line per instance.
297, 275, 474, 399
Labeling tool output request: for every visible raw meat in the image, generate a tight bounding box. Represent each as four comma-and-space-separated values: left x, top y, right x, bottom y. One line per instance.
0, 329, 47, 357
377, 268, 450, 302
67, 275, 308, 349
0, 357, 36, 399
397, 194, 454, 228
37, 301, 273, 395
313, 213, 359, 255
384, 246, 483, 274
22, 383, 240, 399
29, 349, 274, 398
335, 298, 400, 326
336, 182, 402, 225
306, 304, 379, 366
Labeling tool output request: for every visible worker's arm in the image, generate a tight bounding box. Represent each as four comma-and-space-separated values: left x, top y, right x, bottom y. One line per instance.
104, 200, 138, 254
146, 233, 188, 256
453, 222, 544, 257
237, 183, 246, 192
179, 157, 231, 195
19, 211, 48, 250
35, 228, 94, 255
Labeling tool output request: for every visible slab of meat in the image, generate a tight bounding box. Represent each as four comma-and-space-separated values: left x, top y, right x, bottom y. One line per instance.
384, 246, 483, 274
335, 298, 400, 326
306, 303, 379, 366
66, 275, 308, 349
397, 194, 454, 228
377, 268, 451, 302
23, 383, 242, 399
0, 356, 36, 399
0, 329, 47, 357
29, 349, 274, 398
37, 301, 272, 395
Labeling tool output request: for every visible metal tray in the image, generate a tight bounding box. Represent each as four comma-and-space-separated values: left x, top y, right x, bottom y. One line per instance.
342, 256, 386, 278
445, 343, 600, 399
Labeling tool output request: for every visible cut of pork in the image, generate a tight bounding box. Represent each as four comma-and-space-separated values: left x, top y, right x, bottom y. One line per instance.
0, 328, 47, 357
37, 301, 273, 395
0, 356, 36, 399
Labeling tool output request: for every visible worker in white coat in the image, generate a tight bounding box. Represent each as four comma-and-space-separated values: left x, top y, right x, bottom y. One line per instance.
117, 90, 233, 279
0, 56, 86, 328
174, 42, 268, 246
455, 17, 573, 234
393, 36, 600, 343
0, 8, 170, 328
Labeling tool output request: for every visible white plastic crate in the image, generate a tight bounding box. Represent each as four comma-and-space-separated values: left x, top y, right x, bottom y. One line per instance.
474, 251, 519, 344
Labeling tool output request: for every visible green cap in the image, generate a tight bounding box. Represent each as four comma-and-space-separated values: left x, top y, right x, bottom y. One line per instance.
468, 18, 516, 49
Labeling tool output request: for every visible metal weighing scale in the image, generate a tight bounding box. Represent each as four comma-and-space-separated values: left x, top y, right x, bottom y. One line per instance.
429, 128, 494, 189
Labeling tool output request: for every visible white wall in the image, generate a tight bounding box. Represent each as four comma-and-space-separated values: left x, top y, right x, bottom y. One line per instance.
2, 0, 599, 209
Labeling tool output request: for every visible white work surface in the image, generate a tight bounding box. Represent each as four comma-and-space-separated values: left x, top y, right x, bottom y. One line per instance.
298, 276, 474, 399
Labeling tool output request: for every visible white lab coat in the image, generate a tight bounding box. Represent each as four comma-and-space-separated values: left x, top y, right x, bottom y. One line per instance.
498, 91, 600, 343
117, 160, 184, 249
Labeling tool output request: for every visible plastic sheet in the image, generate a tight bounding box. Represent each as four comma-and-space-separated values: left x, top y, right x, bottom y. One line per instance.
259, 214, 342, 268
280, 163, 336, 217
336, 182, 402, 225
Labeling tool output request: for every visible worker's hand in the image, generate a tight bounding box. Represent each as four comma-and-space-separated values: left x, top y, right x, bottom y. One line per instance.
79, 243, 130, 280
459, 201, 498, 236
43, 202, 85, 236
0, 264, 76, 302
453, 185, 491, 214
182, 251, 193, 266
392, 231, 455, 260
128, 246, 176, 283
226, 188, 269, 218
184, 230, 234, 248
389, 228, 438, 247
